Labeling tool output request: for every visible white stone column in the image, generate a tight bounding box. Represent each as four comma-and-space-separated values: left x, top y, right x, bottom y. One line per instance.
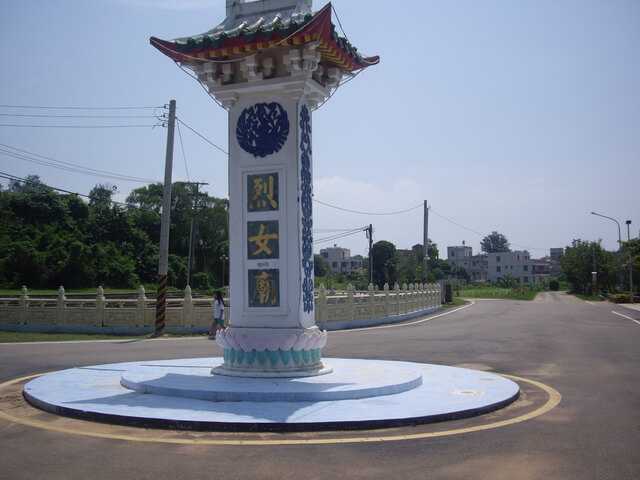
212, 52, 331, 377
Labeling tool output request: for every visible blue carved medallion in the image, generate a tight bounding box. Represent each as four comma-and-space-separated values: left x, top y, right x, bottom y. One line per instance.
300, 105, 314, 313
236, 102, 289, 158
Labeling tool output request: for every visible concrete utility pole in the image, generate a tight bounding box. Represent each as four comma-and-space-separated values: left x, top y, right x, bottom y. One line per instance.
186, 181, 209, 287
423, 200, 429, 282
626, 220, 634, 303
368, 224, 373, 285
155, 99, 176, 336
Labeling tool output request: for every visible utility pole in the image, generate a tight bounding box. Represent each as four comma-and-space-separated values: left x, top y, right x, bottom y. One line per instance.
626, 220, 634, 303
367, 224, 373, 285
186, 181, 209, 287
423, 200, 429, 282
154, 99, 176, 336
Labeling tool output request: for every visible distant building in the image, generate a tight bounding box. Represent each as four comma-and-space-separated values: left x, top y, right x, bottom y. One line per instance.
447, 243, 488, 282
487, 250, 533, 284
319, 245, 362, 274
549, 248, 563, 276
532, 258, 552, 282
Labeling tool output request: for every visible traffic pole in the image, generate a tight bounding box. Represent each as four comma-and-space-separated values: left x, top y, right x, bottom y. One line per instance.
154, 99, 176, 336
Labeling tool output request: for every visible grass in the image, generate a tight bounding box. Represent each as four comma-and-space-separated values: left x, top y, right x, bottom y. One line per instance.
442, 297, 468, 309
572, 294, 603, 302
457, 287, 540, 301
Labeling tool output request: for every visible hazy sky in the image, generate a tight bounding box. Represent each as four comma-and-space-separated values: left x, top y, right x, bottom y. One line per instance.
1, 0, 638, 257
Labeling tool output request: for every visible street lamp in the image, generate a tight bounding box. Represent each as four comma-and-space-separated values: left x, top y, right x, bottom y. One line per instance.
591, 211, 624, 293
626, 220, 634, 304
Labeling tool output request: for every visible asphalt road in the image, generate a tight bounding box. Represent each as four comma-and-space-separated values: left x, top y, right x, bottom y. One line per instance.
1, 292, 638, 480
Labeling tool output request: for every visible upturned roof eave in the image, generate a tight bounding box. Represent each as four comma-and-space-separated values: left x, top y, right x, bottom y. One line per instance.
150, 3, 379, 72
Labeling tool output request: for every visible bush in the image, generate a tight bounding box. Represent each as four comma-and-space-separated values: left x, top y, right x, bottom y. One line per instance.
549, 280, 560, 291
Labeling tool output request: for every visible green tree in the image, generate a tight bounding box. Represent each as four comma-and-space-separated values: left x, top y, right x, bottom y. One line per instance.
560, 240, 617, 295
313, 254, 330, 278
622, 237, 639, 294
481, 231, 511, 253
371, 240, 396, 288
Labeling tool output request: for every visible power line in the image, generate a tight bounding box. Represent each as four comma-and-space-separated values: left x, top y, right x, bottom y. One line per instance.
0, 113, 156, 119
0, 171, 160, 214
176, 120, 190, 182
429, 207, 548, 252
313, 198, 422, 216
176, 118, 228, 155
0, 105, 161, 110
0, 123, 158, 128
314, 226, 369, 244
0, 143, 159, 184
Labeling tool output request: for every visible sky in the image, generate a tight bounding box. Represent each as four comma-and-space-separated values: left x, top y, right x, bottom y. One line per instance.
1, 0, 638, 258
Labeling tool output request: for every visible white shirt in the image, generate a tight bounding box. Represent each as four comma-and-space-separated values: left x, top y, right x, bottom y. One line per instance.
214, 299, 224, 319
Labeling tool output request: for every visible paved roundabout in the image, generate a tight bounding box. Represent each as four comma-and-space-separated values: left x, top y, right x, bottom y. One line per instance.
21, 357, 523, 432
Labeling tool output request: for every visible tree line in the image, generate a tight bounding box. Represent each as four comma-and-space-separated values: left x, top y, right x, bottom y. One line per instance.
2, 176, 636, 296
0, 175, 228, 292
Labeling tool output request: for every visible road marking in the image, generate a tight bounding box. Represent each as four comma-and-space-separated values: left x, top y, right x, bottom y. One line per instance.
333, 301, 476, 333
612, 310, 640, 326
0, 371, 560, 446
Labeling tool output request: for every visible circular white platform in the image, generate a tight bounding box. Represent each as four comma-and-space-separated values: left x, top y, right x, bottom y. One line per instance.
23, 358, 520, 432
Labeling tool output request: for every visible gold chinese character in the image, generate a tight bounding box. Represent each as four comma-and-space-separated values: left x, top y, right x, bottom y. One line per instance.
252, 271, 278, 306
248, 223, 278, 256
249, 175, 278, 210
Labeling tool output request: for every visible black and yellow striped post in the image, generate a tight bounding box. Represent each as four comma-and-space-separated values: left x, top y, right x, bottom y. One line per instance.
155, 274, 168, 335
153, 99, 176, 337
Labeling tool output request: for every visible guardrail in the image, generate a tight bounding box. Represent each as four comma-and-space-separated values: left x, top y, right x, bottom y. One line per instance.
0, 282, 442, 333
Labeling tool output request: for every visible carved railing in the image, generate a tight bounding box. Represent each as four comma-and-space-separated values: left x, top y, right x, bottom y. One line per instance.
315, 282, 442, 326
0, 286, 214, 330
0, 282, 441, 331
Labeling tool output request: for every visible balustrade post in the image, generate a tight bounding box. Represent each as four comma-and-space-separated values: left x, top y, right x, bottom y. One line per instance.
368, 283, 375, 318
184, 285, 193, 327
56, 286, 66, 326
347, 284, 355, 321
96, 286, 105, 326
430, 284, 435, 307
394, 283, 400, 315
317, 284, 327, 324
19, 286, 28, 325
137, 286, 146, 327
410, 283, 416, 312
384, 283, 390, 317
400, 284, 407, 314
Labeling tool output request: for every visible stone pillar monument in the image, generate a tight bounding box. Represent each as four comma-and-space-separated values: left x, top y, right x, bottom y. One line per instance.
151, 0, 378, 377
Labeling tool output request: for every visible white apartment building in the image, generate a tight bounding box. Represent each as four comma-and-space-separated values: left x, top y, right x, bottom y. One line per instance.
487, 250, 533, 284
447, 244, 488, 282
319, 245, 362, 274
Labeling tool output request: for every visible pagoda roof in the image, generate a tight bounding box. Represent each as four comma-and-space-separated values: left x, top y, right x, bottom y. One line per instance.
150, 3, 379, 72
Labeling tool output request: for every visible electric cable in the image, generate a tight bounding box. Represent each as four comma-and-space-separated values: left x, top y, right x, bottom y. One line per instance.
0, 143, 159, 184
176, 120, 190, 182
313, 198, 422, 216
176, 118, 228, 155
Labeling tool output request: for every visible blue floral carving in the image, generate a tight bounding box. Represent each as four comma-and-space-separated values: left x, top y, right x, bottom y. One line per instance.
300, 105, 314, 313
236, 102, 289, 158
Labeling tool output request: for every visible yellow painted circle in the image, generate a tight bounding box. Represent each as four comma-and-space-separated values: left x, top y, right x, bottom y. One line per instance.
0, 371, 561, 445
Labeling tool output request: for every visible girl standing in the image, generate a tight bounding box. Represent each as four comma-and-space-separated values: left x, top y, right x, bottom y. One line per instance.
209, 291, 225, 339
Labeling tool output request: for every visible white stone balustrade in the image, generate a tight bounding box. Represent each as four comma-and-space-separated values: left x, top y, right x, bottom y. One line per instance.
0, 283, 442, 333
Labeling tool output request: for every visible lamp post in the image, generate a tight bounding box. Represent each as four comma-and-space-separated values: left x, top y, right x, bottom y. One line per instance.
591, 211, 624, 293
626, 220, 634, 303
